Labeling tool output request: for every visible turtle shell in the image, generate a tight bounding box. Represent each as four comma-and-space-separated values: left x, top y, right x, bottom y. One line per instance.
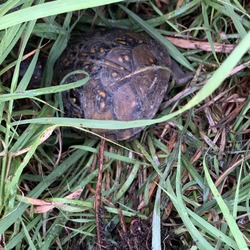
55, 29, 184, 141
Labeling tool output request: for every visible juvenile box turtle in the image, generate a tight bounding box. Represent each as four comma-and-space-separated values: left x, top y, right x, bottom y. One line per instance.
56, 29, 192, 141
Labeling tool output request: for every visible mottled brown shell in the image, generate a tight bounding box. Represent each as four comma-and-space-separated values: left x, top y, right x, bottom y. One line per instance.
56, 29, 189, 141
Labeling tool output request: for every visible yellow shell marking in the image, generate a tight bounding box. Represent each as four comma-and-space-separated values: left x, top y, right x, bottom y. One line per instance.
100, 101, 106, 111
124, 55, 129, 61
97, 90, 106, 98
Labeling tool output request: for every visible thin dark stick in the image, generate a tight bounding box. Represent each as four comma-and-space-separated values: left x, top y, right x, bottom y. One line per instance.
95, 138, 105, 250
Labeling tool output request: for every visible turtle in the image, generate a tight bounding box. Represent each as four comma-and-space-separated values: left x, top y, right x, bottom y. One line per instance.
55, 29, 193, 141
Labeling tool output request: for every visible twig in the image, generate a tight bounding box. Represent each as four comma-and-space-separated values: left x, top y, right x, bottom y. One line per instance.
95, 138, 105, 250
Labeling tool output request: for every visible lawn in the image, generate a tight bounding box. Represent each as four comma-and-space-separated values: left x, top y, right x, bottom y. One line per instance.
0, 0, 250, 249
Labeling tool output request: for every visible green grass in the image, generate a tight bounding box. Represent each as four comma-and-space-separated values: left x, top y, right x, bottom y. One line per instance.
0, 0, 250, 249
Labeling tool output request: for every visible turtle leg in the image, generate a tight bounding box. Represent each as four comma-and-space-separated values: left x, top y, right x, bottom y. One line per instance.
171, 59, 194, 86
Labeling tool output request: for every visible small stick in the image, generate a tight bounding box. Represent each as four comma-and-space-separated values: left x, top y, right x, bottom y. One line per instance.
95, 138, 105, 250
